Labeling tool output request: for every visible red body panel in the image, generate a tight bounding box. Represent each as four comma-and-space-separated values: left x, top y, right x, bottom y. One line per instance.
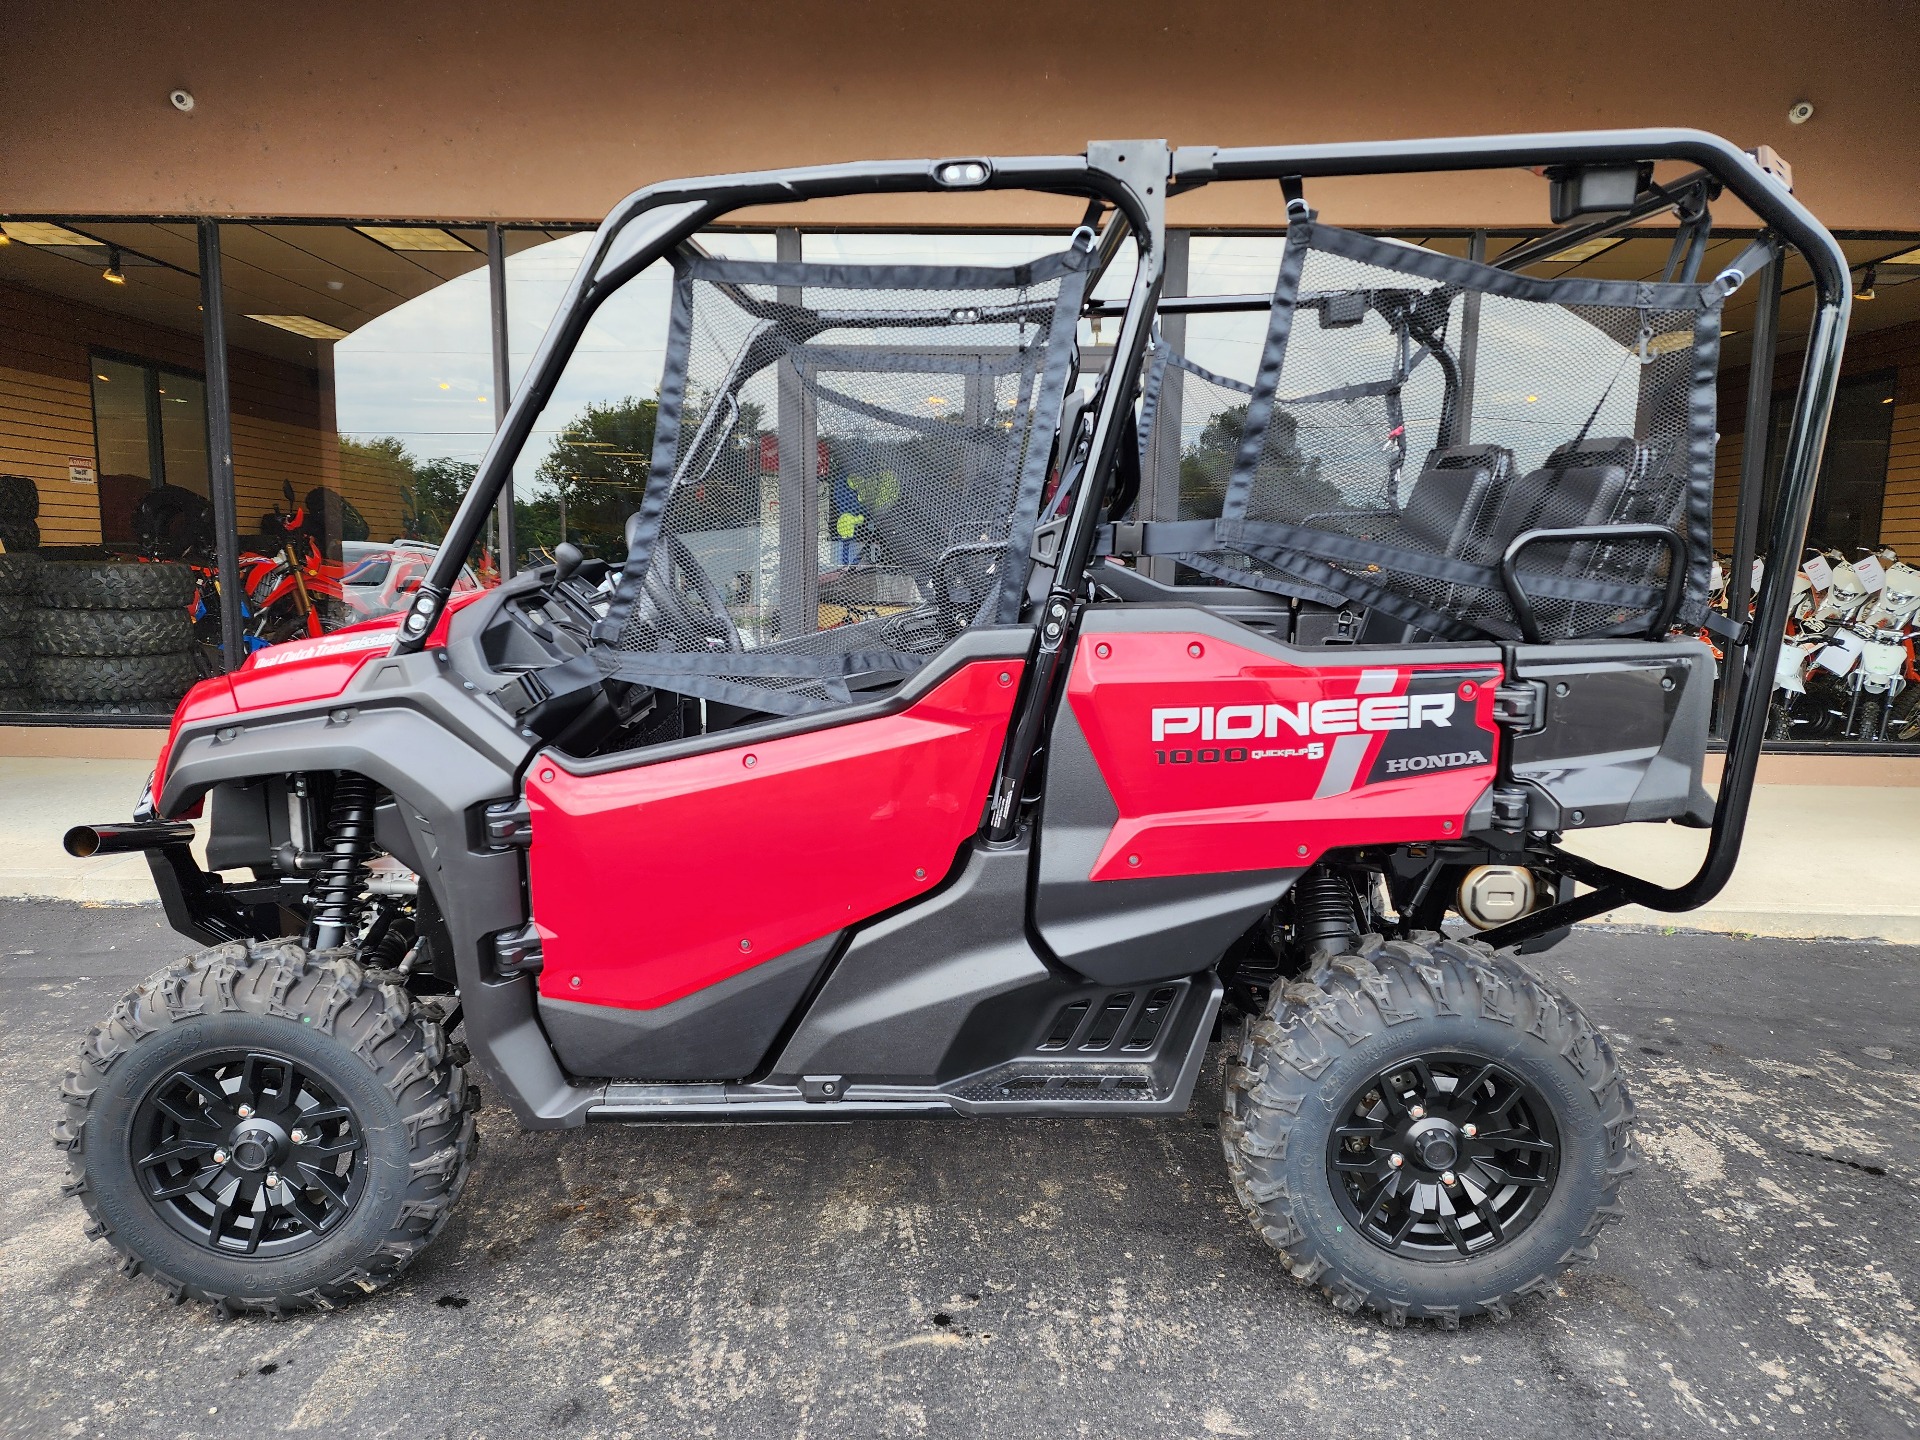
1066, 631, 1501, 881
527, 660, 1024, 1011
153, 592, 488, 814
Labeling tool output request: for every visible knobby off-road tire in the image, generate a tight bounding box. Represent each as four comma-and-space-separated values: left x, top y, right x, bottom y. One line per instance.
1221, 933, 1636, 1327
0, 637, 29, 687
30, 606, 193, 657
40, 559, 195, 611
55, 940, 478, 1314
32, 651, 197, 701
0, 473, 38, 525
0, 551, 40, 596
0, 592, 30, 637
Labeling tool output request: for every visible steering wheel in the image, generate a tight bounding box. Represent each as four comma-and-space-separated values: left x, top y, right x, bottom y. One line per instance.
626, 518, 744, 653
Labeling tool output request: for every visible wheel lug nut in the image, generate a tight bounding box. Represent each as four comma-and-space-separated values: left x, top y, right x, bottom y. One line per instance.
1462, 1123, 1477, 1138
1388, 1153, 1404, 1169
1442, 1171, 1457, 1186
266, 1171, 280, 1189
1409, 1105, 1425, 1119
290, 1128, 306, 1144
212, 1149, 229, 1165
237, 1105, 253, 1119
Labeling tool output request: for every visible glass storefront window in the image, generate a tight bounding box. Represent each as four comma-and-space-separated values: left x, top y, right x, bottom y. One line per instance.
2, 212, 1917, 739
88, 356, 209, 546
218, 223, 499, 647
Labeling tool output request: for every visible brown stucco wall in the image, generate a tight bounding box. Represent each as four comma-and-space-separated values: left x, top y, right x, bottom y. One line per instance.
2, 0, 1915, 231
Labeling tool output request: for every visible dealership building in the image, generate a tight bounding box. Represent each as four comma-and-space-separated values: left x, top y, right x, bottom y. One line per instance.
2, 1, 1917, 770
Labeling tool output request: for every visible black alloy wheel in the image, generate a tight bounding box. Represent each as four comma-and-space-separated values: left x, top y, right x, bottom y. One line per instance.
1326, 1052, 1559, 1260
131, 1049, 365, 1259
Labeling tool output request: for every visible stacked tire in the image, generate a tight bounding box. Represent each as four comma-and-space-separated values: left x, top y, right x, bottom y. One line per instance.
29, 561, 198, 716
0, 474, 37, 554
0, 549, 39, 713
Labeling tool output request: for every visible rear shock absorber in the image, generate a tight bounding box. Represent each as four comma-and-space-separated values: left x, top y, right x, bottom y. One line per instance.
1293, 865, 1361, 961
306, 773, 377, 952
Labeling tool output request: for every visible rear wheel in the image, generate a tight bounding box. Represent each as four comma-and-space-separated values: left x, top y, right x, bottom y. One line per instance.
56, 940, 477, 1313
1221, 933, 1635, 1326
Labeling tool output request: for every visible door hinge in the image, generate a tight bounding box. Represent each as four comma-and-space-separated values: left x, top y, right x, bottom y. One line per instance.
1492, 680, 1547, 735
484, 798, 532, 850
493, 921, 543, 977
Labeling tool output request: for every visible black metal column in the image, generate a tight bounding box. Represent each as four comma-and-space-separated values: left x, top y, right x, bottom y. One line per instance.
1454, 230, 1486, 446
774, 227, 817, 640
196, 221, 243, 670
1145, 229, 1188, 584
488, 224, 516, 579
1719, 236, 1782, 731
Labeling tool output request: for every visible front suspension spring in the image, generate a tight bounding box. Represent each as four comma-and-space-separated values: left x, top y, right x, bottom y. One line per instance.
307, 774, 377, 951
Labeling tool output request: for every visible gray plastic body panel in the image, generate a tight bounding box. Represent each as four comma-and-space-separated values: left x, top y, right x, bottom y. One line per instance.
1034, 694, 1297, 985
1507, 637, 1716, 830
156, 627, 604, 1130
768, 842, 1057, 1084
539, 932, 840, 1081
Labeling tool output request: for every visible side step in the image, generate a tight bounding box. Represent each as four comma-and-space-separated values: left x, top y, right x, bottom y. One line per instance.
586, 977, 1221, 1122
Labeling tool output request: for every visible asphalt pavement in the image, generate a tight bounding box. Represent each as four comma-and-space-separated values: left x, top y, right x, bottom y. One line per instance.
0, 900, 1915, 1438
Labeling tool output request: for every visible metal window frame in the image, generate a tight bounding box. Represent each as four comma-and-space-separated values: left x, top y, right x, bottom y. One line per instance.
399, 129, 1848, 937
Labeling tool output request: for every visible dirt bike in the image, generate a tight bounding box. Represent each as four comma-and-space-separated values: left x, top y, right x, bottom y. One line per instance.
55, 129, 1849, 1328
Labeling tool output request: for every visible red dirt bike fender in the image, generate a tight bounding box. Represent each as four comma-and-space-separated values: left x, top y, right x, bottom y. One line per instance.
526, 659, 1024, 1011
1065, 629, 1501, 880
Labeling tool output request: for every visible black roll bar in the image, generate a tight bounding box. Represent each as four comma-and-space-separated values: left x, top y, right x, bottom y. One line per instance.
398, 150, 1161, 652
401, 129, 1847, 942
1143, 129, 1847, 940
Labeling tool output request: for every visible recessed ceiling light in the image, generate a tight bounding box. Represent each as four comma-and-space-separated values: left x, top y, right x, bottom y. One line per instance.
354, 226, 473, 253
1545, 237, 1622, 263
2, 222, 100, 246
247, 313, 349, 340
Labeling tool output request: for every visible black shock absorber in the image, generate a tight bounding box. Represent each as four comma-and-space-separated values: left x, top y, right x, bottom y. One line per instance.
1293, 865, 1360, 960
306, 773, 377, 952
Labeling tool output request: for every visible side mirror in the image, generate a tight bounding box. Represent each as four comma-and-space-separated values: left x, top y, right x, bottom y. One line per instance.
282, 479, 296, 503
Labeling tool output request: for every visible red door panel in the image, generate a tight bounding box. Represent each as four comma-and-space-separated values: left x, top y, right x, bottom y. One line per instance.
528, 660, 1023, 1010
1066, 631, 1500, 881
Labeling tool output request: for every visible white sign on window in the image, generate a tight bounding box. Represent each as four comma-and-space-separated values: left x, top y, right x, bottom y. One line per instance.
1802, 553, 1833, 590
1851, 552, 1887, 594
67, 458, 96, 485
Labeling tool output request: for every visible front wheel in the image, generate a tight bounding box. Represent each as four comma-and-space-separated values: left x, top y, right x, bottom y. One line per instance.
1220, 934, 1635, 1327
55, 941, 477, 1314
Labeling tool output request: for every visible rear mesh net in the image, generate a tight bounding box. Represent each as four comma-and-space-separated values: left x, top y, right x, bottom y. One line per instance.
596, 244, 1092, 713
1142, 220, 1723, 640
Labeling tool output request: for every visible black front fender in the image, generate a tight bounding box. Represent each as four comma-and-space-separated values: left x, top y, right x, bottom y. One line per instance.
158, 647, 600, 1129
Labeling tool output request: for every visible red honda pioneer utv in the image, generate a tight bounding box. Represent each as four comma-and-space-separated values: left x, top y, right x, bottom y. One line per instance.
57, 130, 1848, 1326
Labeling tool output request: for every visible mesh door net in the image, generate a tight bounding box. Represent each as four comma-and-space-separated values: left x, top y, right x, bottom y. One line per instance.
1151, 220, 1725, 641
595, 242, 1093, 713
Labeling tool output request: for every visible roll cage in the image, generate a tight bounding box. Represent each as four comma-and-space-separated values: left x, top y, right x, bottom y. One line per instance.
396, 128, 1850, 951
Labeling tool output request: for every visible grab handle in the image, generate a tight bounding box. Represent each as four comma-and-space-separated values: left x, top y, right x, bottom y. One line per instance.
1499, 524, 1687, 644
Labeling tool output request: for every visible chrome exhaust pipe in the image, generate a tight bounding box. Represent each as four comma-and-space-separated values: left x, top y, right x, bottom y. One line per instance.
64, 821, 197, 858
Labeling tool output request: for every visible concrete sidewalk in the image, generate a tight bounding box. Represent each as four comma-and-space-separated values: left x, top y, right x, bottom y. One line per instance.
1, 755, 1917, 941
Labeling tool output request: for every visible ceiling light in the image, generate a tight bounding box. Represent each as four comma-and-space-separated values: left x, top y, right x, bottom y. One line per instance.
2, 222, 99, 246
1545, 237, 1622, 264
1880, 245, 1920, 267
95, 372, 110, 382
354, 226, 473, 253
102, 249, 126, 285
1855, 266, 1877, 301
246, 313, 349, 340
